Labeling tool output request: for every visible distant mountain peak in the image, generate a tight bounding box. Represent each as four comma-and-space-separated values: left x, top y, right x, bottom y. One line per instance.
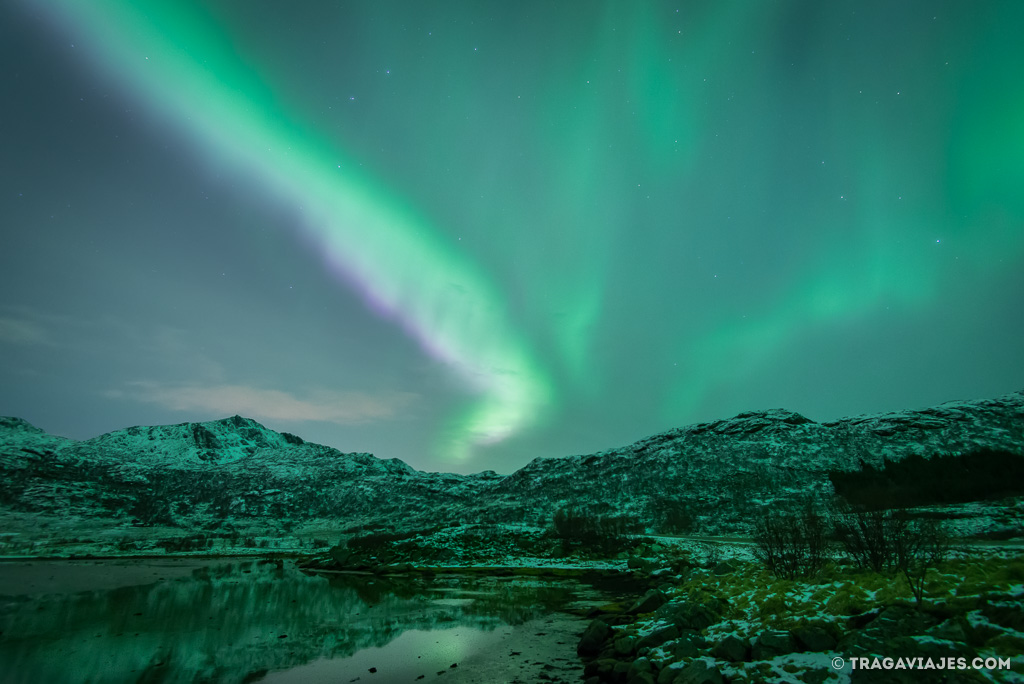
211, 415, 269, 431
732, 408, 815, 424
0, 416, 44, 434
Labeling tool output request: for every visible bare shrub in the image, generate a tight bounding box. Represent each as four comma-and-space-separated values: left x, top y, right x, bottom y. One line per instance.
832, 508, 902, 572
753, 505, 828, 579
893, 518, 951, 605
833, 507, 950, 604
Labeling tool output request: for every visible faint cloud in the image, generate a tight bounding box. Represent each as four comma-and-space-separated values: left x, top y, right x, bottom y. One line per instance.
0, 317, 53, 346
108, 381, 416, 424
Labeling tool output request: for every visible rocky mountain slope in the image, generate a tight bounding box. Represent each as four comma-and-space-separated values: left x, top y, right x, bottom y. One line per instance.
486, 392, 1024, 533
1, 390, 1022, 550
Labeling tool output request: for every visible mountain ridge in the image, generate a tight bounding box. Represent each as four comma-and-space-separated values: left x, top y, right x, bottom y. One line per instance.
1, 389, 1022, 552
7, 388, 1023, 475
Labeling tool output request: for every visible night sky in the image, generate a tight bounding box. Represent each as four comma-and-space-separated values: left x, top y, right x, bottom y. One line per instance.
2, 1, 1023, 474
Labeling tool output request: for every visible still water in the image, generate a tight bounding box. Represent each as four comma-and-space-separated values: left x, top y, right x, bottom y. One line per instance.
0, 559, 634, 683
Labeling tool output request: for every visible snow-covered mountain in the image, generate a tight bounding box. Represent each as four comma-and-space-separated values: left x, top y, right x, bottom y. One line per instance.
1, 390, 1022, 546
485, 392, 1024, 533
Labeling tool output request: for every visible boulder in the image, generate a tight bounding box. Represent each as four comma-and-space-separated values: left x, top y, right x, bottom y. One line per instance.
663, 631, 707, 658
578, 619, 612, 657
840, 606, 938, 654
627, 656, 654, 682
583, 658, 619, 680
629, 589, 669, 615
655, 600, 720, 631
752, 630, 797, 660
889, 635, 977, 663
711, 634, 749, 661
628, 556, 656, 572
982, 599, 1024, 632
637, 623, 680, 650
673, 660, 724, 684
925, 618, 968, 644
849, 636, 978, 684
847, 608, 882, 630
651, 568, 677, 580
791, 624, 837, 652
614, 635, 638, 656
712, 560, 737, 576
657, 666, 680, 684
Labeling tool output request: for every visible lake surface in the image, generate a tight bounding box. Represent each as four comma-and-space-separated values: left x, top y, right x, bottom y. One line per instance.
0, 559, 636, 683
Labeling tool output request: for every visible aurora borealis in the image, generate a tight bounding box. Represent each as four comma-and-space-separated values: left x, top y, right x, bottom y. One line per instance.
2, 1, 1022, 473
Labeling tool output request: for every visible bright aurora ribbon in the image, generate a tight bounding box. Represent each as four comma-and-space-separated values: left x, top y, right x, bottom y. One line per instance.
33, 0, 554, 460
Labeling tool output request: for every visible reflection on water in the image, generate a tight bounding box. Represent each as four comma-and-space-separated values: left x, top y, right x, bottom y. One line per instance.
0, 560, 628, 683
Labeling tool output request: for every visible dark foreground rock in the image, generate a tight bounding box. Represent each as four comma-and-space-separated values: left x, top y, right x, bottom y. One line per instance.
575, 588, 1023, 684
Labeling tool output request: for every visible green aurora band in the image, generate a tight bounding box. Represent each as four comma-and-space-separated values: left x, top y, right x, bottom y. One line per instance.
24, 1, 1024, 467
36, 0, 554, 460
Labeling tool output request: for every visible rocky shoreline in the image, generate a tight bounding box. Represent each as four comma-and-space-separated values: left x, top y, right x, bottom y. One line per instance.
294, 527, 1024, 683
3, 546, 1023, 683
571, 559, 1024, 683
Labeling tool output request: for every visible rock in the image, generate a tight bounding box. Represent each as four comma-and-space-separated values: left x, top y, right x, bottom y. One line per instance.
712, 560, 736, 576
847, 608, 882, 630
925, 618, 968, 644
191, 424, 222, 451
849, 636, 979, 684
801, 670, 831, 684
329, 546, 353, 566
614, 635, 638, 656
890, 635, 977, 662
637, 623, 679, 650
655, 600, 721, 631
673, 660, 724, 684
657, 666, 681, 684
628, 556, 656, 572
982, 598, 1024, 631
627, 656, 654, 682
385, 562, 414, 573
711, 634, 749, 661
583, 658, 618, 679
752, 630, 797, 660
578, 619, 612, 657
791, 624, 837, 652
988, 633, 1024, 654
629, 589, 669, 615
587, 601, 627, 618
840, 606, 938, 655
663, 631, 707, 658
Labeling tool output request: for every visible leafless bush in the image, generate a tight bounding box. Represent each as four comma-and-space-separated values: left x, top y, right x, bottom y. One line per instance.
753, 505, 828, 579
893, 518, 951, 605
832, 508, 902, 572
833, 507, 950, 604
